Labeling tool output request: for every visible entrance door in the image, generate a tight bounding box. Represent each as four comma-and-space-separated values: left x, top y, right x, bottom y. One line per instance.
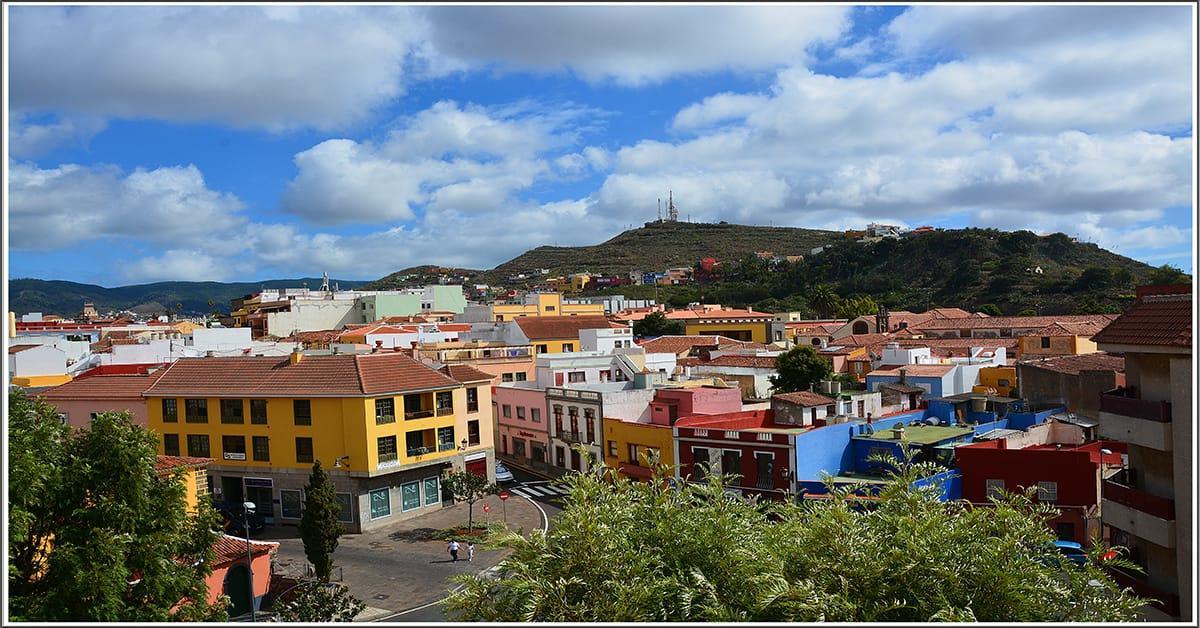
243, 478, 275, 524
570, 449, 582, 472
556, 446, 565, 468
466, 458, 486, 477
224, 563, 252, 617
221, 476, 244, 506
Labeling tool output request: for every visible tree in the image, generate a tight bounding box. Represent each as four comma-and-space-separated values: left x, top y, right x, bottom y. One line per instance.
632, 311, 684, 338
808, 284, 841, 319
978, 303, 1003, 316
442, 470, 498, 530
1147, 264, 1190, 285
769, 346, 834, 394
275, 581, 365, 622
1017, 308, 1038, 316
299, 461, 344, 582
835, 295, 877, 320
8, 389, 226, 622
445, 458, 1145, 622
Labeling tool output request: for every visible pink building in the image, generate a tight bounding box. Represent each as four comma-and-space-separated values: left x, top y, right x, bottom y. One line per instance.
204, 534, 278, 617
38, 372, 162, 428
648, 385, 743, 425
493, 382, 551, 473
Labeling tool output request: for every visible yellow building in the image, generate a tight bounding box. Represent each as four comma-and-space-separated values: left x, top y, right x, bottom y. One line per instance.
602, 418, 675, 482
514, 315, 620, 354
491, 292, 604, 321
1018, 321, 1110, 358
143, 350, 496, 532
156, 455, 212, 512
976, 365, 1018, 397
668, 306, 775, 343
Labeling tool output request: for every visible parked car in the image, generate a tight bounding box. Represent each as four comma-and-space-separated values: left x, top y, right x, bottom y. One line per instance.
214, 501, 267, 535
1054, 540, 1089, 566
494, 462, 514, 483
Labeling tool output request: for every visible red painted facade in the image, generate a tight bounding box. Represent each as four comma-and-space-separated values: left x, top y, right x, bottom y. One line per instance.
673, 410, 799, 500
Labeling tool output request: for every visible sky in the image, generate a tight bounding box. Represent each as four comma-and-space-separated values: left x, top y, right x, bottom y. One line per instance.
5, 4, 1195, 286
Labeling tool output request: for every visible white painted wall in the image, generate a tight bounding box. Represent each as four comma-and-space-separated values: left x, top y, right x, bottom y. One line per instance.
190, 327, 253, 352
265, 300, 362, 336
9, 344, 68, 377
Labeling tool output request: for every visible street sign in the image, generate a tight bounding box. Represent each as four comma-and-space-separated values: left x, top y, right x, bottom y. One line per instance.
482, 504, 490, 513
498, 491, 509, 501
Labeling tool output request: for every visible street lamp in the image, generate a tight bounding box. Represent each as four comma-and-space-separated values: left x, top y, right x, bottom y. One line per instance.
243, 501, 257, 622
458, 437, 469, 451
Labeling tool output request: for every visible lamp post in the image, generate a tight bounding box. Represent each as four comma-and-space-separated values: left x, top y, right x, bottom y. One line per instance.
243, 500, 257, 622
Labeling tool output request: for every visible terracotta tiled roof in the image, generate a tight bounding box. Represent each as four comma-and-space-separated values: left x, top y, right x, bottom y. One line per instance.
773, 391, 836, 407
285, 329, 343, 345
926, 308, 974, 319
1019, 352, 1125, 376
1021, 320, 1113, 337
837, 333, 894, 347
439, 364, 495, 383
40, 373, 164, 400
211, 534, 278, 566
143, 353, 460, 397
514, 316, 621, 340
383, 315, 430, 323
665, 308, 774, 320
912, 314, 1118, 331
8, 344, 41, 354
699, 355, 779, 369
155, 455, 211, 473
1091, 291, 1192, 349
867, 364, 956, 377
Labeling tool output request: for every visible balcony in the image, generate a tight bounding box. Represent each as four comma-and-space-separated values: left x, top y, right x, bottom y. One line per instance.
404, 409, 435, 420
1103, 473, 1176, 521
377, 452, 399, 470
407, 445, 432, 457
376, 414, 396, 425
1099, 389, 1173, 452
546, 387, 602, 402
1100, 388, 1172, 422
435, 406, 454, 417
1107, 567, 1181, 618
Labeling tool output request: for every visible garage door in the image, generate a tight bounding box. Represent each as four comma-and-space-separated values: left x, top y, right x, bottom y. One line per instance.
466, 458, 487, 478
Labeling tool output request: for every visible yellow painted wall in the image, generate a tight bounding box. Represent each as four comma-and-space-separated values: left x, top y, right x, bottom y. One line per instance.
977, 366, 1018, 397
532, 339, 582, 354
147, 390, 463, 474
683, 321, 769, 343
601, 418, 675, 479
492, 293, 605, 321
1018, 335, 1099, 357
12, 374, 73, 387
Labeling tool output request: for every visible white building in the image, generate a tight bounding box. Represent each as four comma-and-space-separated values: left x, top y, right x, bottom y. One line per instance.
8, 344, 68, 381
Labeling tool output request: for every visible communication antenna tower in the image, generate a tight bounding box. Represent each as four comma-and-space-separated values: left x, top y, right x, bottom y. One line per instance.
667, 190, 679, 222
658, 198, 662, 222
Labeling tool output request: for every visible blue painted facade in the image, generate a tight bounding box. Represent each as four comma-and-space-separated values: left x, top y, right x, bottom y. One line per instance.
866, 373, 944, 398
791, 409, 925, 483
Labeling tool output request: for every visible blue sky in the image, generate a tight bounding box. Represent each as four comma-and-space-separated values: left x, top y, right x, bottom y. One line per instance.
6, 4, 1194, 286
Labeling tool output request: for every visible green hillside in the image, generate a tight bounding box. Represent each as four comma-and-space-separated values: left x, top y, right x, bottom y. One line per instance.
7, 277, 369, 317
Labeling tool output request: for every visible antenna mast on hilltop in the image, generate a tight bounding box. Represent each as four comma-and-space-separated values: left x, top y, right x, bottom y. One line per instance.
658, 198, 662, 222
667, 191, 679, 222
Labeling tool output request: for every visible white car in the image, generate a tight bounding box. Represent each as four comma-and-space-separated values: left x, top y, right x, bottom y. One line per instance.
494, 463, 515, 483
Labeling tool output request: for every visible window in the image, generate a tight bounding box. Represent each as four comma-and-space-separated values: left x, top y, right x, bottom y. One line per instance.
436, 391, 453, 414
562, 343, 574, 352
336, 493, 354, 523
607, 440, 618, 457
1041, 336, 1051, 349
378, 436, 398, 464
468, 420, 480, 446
545, 305, 556, 311
186, 434, 210, 458
553, 405, 563, 432
466, 387, 479, 412
281, 489, 303, 518
184, 398, 208, 423
220, 399, 244, 424
531, 408, 541, 423
502, 404, 512, 418
375, 398, 396, 424
222, 435, 246, 460
722, 450, 742, 478
1037, 481, 1058, 502
998, 379, 1011, 388
162, 398, 178, 423
423, 477, 440, 506
247, 436, 269, 462
401, 482, 421, 511
501, 373, 514, 383
293, 399, 312, 426
755, 452, 774, 489
536, 344, 548, 354
556, 446, 566, 467
370, 487, 391, 519
628, 444, 640, 465
250, 399, 267, 424
692, 448, 711, 481
516, 406, 526, 420
163, 433, 180, 456
567, 371, 586, 383
515, 372, 527, 382
985, 479, 1005, 499
585, 409, 596, 443
437, 426, 456, 451
295, 437, 314, 463
513, 438, 527, 458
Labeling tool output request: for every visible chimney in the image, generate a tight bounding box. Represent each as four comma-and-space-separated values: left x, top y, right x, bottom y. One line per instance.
410, 340, 420, 359
290, 347, 304, 365
374, 340, 383, 353
899, 368, 907, 384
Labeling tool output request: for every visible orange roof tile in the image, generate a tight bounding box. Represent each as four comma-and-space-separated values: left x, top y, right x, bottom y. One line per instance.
1018, 352, 1125, 376
155, 455, 211, 473
912, 314, 1117, 331
211, 534, 278, 566
514, 315, 621, 340
143, 353, 459, 398
773, 391, 836, 407
664, 307, 774, 320
438, 364, 495, 383
8, 344, 41, 354
1092, 290, 1192, 349
867, 364, 955, 377
700, 355, 779, 369
40, 373, 164, 400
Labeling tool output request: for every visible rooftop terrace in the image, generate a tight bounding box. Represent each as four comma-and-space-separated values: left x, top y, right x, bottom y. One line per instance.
857, 424, 974, 445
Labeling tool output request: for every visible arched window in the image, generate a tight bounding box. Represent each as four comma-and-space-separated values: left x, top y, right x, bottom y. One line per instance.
852, 321, 870, 335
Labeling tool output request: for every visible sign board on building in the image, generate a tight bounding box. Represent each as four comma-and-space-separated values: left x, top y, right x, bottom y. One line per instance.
223, 452, 247, 461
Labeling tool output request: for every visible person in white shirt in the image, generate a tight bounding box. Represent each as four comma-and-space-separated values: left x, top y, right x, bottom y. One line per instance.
448, 539, 460, 562
467, 542, 475, 562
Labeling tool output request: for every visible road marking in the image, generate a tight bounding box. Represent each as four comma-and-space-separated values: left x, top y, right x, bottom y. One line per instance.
517, 485, 550, 497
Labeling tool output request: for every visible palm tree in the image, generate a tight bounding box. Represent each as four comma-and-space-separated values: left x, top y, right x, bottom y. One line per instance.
808, 284, 841, 319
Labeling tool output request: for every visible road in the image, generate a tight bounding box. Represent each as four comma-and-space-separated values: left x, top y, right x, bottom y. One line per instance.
373, 467, 565, 622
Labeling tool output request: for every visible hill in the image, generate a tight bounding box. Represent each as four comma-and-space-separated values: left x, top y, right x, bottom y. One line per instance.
7, 277, 370, 317
485, 221, 840, 281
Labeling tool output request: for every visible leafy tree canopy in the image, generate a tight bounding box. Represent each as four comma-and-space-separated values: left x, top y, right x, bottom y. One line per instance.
275, 581, 365, 622
8, 389, 226, 622
632, 310, 684, 338
299, 461, 344, 582
442, 470, 499, 529
978, 303, 1004, 316
446, 458, 1146, 622
769, 346, 834, 394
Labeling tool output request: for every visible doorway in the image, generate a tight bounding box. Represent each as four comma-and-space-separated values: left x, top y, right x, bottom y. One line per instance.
570, 449, 582, 472
221, 476, 244, 505
243, 478, 274, 524
224, 563, 252, 617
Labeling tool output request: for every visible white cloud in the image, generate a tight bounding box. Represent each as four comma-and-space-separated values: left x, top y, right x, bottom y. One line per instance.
8, 162, 246, 250
421, 5, 851, 86
124, 249, 233, 283
9, 5, 424, 130
9, 114, 107, 158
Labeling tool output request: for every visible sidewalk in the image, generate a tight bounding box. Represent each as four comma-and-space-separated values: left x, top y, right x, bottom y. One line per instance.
266, 493, 544, 616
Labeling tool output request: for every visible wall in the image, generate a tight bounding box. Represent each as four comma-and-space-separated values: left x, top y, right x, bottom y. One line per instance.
682, 321, 769, 343
10, 344, 68, 377
791, 409, 926, 482
868, 374, 946, 398
493, 384, 550, 465
265, 300, 361, 337
978, 366, 1017, 396
602, 419, 675, 479
50, 397, 150, 429
426, 285, 468, 314
1169, 354, 1193, 620
205, 548, 274, 607
1018, 364, 1120, 417
191, 328, 254, 352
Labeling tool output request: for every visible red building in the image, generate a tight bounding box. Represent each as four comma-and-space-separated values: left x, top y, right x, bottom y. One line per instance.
673, 410, 808, 500
956, 421, 1125, 546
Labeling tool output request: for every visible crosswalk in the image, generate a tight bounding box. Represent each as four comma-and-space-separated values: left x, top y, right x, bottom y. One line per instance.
509, 483, 571, 499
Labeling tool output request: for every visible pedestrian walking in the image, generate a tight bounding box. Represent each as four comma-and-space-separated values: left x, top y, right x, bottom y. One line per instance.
448, 539, 460, 562
467, 542, 475, 562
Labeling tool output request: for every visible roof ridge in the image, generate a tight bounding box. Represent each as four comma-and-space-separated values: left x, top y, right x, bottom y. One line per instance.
353, 353, 369, 394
